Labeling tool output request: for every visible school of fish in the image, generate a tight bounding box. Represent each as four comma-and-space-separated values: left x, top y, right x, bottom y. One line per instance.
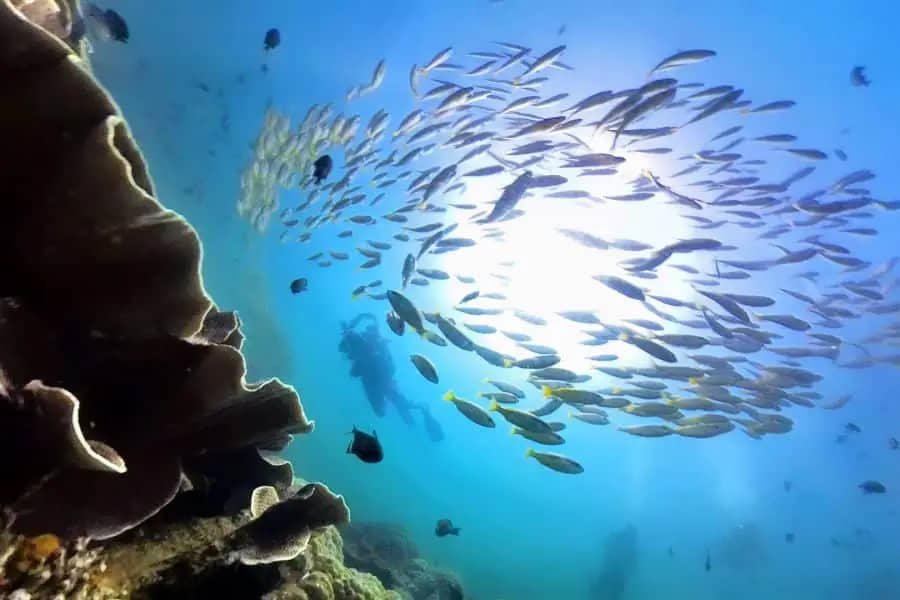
236, 43, 898, 475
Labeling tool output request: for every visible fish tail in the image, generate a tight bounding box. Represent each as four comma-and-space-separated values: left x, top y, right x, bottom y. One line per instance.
611, 387, 621, 395
525, 447, 535, 458
618, 332, 629, 342
567, 411, 574, 419
442, 390, 455, 402
509, 427, 517, 436
503, 358, 514, 368
489, 400, 500, 412
542, 385, 553, 398
688, 377, 699, 385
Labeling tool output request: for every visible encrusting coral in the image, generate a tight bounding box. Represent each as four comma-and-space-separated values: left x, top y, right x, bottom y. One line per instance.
341, 523, 464, 600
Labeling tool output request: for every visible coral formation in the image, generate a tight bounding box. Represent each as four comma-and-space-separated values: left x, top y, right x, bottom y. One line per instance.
342, 523, 464, 600
262, 525, 402, 600
342, 522, 419, 582
0, 509, 114, 599
0, 0, 312, 542
0, 3, 387, 599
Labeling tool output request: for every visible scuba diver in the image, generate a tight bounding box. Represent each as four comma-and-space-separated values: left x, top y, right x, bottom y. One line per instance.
338, 314, 444, 442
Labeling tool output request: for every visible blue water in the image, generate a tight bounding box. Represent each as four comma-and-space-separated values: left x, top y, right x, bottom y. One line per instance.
88, 2, 900, 598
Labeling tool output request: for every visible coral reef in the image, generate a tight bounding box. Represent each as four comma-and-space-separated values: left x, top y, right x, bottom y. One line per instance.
341, 523, 464, 600
0, 0, 311, 541
0, 3, 391, 599
342, 522, 419, 582
262, 525, 402, 600
97, 482, 354, 597
0, 509, 114, 599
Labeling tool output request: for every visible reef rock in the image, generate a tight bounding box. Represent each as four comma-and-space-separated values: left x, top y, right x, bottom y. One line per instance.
91, 488, 400, 600
341, 522, 464, 600
0, 0, 311, 545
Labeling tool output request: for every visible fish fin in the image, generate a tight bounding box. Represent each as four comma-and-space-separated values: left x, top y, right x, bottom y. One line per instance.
442, 390, 455, 402
489, 400, 499, 412
542, 385, 553, 398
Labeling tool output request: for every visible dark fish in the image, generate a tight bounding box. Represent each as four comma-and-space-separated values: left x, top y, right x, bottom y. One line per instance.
858, 480, 886, 494
313, 155, 333, 185
845, 422, 861, 433
435, 519, 460, 537
347, 427, 383, 463
784, 480, 792, 492
87, 4, 129, 43
785, 532, 795, 544
889, 437, 898, 450
289, 278, 308, 294
850, 66, 870, 87
705, 550, 711, 572
264, 28, 281, 51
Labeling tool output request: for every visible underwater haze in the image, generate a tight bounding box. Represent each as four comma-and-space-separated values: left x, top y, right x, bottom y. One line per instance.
88, 1, 900, 598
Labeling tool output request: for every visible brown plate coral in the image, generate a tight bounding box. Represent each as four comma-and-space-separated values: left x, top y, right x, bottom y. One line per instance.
0, 2, 401, 598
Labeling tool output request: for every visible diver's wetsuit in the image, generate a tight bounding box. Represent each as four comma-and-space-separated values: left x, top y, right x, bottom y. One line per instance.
339, 314, 445, 440
339, 314, 415, 425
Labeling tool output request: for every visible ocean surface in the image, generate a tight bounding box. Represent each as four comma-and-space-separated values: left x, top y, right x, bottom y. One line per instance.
87, 2, 899, 598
